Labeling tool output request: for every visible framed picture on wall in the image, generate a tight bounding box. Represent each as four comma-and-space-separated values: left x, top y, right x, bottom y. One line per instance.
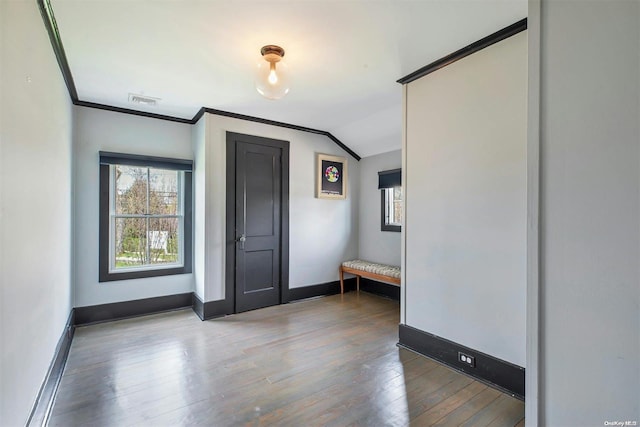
316, 153, 347, 199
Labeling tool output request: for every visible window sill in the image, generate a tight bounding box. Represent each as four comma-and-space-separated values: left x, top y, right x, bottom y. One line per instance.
99, 266, 191, 283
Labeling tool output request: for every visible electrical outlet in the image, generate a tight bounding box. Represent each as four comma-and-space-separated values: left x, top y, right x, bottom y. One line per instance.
458, 351, 476, 368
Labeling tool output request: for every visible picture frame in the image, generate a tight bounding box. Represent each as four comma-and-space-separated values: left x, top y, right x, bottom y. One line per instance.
316, 153, 347, 199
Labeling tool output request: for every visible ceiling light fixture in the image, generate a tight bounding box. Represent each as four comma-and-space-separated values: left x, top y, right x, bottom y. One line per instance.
256, 45, 290, 100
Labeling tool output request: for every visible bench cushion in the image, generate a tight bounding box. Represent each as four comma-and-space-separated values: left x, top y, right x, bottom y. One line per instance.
341, 259, 401, 279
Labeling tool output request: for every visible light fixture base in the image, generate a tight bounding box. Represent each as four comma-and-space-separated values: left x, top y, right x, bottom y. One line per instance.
261, 45, 285, 62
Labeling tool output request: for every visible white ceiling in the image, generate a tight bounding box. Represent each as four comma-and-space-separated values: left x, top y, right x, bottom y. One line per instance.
51, 0, 527, 158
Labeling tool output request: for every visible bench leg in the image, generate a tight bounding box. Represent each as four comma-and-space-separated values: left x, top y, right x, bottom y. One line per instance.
339, 266, 344, 294
357, 275, 360, 292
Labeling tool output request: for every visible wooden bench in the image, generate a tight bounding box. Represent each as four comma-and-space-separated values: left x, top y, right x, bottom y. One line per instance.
339, 260, 401, 294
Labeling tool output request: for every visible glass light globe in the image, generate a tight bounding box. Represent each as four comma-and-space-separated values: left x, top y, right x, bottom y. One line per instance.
255, 60, 290, 100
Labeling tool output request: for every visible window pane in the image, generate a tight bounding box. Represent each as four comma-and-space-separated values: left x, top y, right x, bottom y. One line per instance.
149, 169, 179, 215
392, 186, 403, 225
393, 186, 402, 200
383, 187, 402, 227
114, 217, 147, 268
385, 189, 392, 222
115, 165, 148, 215
148, 217, 180, 265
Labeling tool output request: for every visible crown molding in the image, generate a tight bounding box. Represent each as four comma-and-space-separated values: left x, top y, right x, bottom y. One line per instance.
397, 18, 527, 85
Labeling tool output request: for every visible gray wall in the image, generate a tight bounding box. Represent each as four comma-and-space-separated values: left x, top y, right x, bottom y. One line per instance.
73, 107, 194, 307
536, 0, 640, 424
0, 1, 73, 425
192, 117, 207, 298
403, 31, 527, 366
193, 113, 359, 302
358, 150, 402, 266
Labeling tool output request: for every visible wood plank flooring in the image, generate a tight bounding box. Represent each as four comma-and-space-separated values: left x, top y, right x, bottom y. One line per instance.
49, 292, 524, 426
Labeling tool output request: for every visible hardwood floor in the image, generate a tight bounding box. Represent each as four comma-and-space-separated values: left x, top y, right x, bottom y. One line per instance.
49, 292, 524, 426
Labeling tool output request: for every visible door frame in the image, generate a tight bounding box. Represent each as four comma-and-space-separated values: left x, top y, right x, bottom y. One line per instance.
225, 132, 290, 313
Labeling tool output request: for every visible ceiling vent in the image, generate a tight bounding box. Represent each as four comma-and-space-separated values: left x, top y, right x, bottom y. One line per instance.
128, 93, 160, 106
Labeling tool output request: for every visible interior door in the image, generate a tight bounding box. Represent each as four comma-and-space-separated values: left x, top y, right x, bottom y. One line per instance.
227, 133, 288, 313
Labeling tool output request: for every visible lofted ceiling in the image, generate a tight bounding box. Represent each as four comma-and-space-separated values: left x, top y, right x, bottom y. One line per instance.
50, 0, 527, 158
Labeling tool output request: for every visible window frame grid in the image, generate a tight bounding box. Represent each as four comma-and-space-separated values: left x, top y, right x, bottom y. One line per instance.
108, 165, 185, 274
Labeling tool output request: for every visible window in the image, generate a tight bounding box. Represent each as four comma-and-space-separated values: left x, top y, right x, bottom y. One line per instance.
382, 186, 403, 231
99, 152, 193, 282
379, 168, 402, 232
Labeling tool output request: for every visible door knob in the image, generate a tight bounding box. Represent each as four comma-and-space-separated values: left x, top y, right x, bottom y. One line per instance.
237, 234, 246, 250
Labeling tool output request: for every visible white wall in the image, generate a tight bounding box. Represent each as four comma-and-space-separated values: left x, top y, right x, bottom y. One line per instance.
73, 107, 194, 307
0, 1, 73, 425
404, 32, 527, 366
358, 150, 401, 266
536, 0, 639, 424
194, 113, 359, 301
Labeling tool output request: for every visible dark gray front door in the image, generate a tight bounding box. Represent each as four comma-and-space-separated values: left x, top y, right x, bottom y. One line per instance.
227, 133, 288, 313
